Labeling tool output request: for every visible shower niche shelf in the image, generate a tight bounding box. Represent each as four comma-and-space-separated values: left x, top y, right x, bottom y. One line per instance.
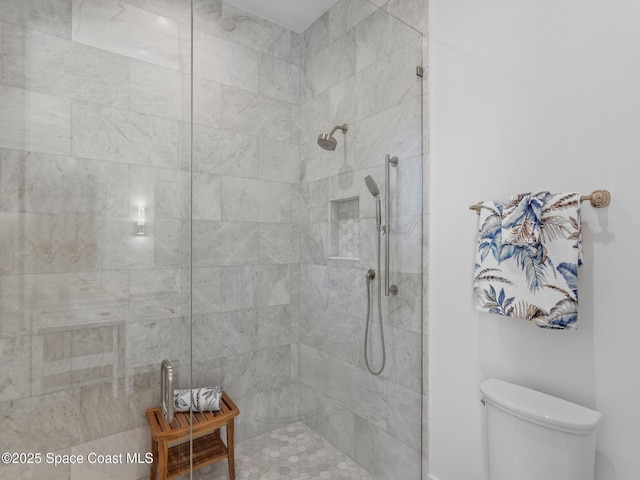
329, 197, 360, 260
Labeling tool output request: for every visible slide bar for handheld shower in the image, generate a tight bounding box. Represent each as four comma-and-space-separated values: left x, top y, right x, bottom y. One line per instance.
385, 154, 399, 296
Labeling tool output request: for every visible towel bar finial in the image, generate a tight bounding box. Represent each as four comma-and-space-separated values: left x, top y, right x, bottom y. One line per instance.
580, 189, 610, 209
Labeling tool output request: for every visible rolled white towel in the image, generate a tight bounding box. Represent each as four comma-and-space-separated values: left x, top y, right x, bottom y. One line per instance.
174, 386, 222, 412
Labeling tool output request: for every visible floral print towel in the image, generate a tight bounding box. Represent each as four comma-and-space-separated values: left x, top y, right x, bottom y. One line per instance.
473, 192, 582, 329
501, 192, 546, 245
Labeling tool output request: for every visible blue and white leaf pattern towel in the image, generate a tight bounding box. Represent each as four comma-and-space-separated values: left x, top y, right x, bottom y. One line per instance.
174, 386, 222, 412
473, 192, 582, 329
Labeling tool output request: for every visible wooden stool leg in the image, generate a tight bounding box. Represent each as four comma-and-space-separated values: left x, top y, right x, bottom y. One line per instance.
150, 438, 158, 480
158, 440, 169, 480
227, 419, 236, 480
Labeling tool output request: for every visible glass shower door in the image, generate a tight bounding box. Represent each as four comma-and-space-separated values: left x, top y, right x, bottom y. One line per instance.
0, 1, 194, 478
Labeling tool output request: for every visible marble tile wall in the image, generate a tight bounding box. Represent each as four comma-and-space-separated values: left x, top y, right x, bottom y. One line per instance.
298, 1, 424, 480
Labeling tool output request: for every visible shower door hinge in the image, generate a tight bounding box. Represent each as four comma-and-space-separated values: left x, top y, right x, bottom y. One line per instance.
416, 66, 424, 77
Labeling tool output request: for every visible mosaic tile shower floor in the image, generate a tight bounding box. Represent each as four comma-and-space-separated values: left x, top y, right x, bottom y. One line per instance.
184, 422, 378, 480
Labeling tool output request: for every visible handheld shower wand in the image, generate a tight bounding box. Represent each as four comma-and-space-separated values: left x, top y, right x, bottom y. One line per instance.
364, 175, 382, 229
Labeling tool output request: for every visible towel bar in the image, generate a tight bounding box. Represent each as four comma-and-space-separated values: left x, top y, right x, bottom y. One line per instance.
469, 189, 611, 214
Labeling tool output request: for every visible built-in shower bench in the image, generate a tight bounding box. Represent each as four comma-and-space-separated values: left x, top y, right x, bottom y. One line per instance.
145, 390, 239, 480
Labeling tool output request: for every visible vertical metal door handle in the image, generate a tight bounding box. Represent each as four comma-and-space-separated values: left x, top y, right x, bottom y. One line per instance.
161, 359, 174, 424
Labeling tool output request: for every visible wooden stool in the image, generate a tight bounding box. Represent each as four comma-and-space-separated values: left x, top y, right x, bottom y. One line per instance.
145, 391, 239, 480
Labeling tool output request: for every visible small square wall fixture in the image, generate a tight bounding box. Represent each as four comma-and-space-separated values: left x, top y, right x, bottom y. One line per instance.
329, 197, 360, 259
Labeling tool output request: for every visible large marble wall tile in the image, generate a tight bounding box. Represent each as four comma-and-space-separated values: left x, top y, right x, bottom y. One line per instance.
219, 264, 290, 311
191, 29, 259, 92
192, 309, 258, 362
386, 272, 422, 333
380, 326, 421, 393
354, 40, 422, 123
77, 380, 138, 441
193, 0, 222, 34
303, 31, 356, 100
103, 161, 130, 217
192, 221, 258, 266
300, 222, 329, 265
191, 266, 222, 314
258, 138, 300, 184
192, 172, 221, 221
299, 384, 356, 459
391, 154, 423, 218
72, 101, 181, 168
130, 61, 182, 120
328, 356, 387, 430
126, 0, 192, 26
354, 415, 421, 480
258, 224, 299, 264
385, 37, 424, 109
386, 382, 422, 451
382, 0, 429, 36
192, 125, 258, 178
327, 266, 367, 317
303, 309, 364, 368
220, 2, 295, 63
354, 100, 422, 171
3, 24, 130, 109
0, 149, 25, 212
302, 0, 377, 63
188, 76, 223, 128
255, 264, 291, 307
154, 218, 182, 266
102, 217, 153, 270
221, 177, 291, 223
21, 153, 102, 214
130, 267, 181, 295
355, 7, 421, 73
299, 343, 329, 393
233, 383, 300, 442
129, 165, 183, 222
0, 151, 97, 214
0, 335, 31, 402
302, 138, 354, 184
221, 86, 294, 142
300, 178, 330, 224
125, 317, 186, 371
70, 426, 149, 480
0, 0, 71, 38
0, 389, 88, 452
0, 212, 100, 274
221, 345, 293, 399
299, 264, 329, 315
72, 0, 180, 70
259, 54, 301, 104
154, 179, 182, 219
300, 76, 357, 147
0, 85, 71, 155
256, 304, 299, 350
1, 271, 128, 335
389, 214, 422, 275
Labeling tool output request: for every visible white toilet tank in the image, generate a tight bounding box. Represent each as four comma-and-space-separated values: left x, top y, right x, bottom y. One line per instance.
480, 378, 602, 480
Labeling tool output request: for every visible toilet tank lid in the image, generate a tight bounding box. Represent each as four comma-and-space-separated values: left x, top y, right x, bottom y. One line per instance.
480, 378, 602, 434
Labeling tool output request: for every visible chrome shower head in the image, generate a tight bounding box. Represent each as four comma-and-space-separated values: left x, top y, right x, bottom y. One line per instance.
317, 124, 348, 150
364, 175, 380, 197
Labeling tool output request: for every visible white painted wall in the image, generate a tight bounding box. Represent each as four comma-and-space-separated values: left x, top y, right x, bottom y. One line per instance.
428, 1, 640, 479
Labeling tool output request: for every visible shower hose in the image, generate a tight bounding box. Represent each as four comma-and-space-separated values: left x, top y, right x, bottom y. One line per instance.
365, 228, 386, 375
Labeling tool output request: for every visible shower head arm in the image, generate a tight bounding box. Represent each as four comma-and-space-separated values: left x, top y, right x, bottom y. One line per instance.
328, 124, 348, 136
